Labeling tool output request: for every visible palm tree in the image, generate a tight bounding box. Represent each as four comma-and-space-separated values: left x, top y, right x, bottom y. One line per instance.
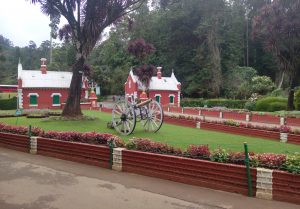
29, 0, 144, 117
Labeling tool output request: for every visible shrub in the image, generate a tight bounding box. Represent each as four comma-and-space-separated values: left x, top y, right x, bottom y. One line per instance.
205, 99, 246, 109
130, 138, 182, 156
283, 153, 300, 174
244, 101, 256, 111
268, 102, 287, 112
256, 153, 286, 169
251, 76, 275, 95
181, 98, 204, 107
186, 144, 210, 159
255, 97, 287, 112
228, 152, 245, 165
295, 89, 300, 110
0, 97, 17, 110
270, 88, 287, 97
210, 148, 229, 163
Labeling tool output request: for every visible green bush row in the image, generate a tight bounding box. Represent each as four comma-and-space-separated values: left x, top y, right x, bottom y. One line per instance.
0, 97, 17, 110
181, 98, 246, 109
255, 97, 287, 112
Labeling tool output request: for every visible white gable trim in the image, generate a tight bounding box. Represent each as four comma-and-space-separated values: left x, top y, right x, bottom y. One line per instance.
51, 93, 62, 97
27, 93, 39, 97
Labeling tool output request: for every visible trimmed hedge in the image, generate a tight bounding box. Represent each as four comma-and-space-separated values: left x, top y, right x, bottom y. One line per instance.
181, 98, 205, 107
0, 97, 17, 110
181, 98, 246, 109
205, 99, 246, 109
256, 97, 287, 112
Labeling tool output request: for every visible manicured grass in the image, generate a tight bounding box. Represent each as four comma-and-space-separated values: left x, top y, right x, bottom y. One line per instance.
0, 110, 299, 154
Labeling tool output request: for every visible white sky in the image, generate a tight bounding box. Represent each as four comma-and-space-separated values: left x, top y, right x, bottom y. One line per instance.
0, 0, 67, 47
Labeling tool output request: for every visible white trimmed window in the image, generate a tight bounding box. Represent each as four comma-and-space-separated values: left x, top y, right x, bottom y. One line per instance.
51, 93, 61, 106
169, 94, 175, 104
28, 93, 39, 106
155, 94, 161, 103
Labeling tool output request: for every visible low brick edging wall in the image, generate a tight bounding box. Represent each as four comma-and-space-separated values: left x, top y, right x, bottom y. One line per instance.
122, 150, 257, 196
37, 137, 110, 168
164, 116, 300, 145
273, 171, 300, 205
0, 132, 29, 152
0, 131, 299, 205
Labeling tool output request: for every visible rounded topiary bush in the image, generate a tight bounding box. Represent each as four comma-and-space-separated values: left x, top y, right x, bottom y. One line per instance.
255, 97, 287, 112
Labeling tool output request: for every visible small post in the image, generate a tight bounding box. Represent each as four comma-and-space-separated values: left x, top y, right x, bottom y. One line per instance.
109, 140, 114, 169
244, 143, 253, 197
28, 125, 32, 138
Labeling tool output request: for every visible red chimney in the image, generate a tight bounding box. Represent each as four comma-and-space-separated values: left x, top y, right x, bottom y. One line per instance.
40, 58, 47, 74
157, 67, 162, 79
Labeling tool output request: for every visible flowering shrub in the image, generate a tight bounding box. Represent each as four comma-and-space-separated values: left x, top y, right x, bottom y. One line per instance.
228, 152, 245, 165
210, 148, 229, 163
186, 144, 210, 159
279, 125, 291, 133
283, 153, 300, 174
256, 153, 286, 169
128, 138, 182, 155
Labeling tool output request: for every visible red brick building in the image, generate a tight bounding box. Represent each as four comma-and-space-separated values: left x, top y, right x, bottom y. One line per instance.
17, 58, 90, 109
125, 67, 181, 107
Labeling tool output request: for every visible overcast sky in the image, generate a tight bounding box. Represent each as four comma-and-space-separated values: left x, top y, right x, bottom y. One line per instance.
0, 0, 67, 47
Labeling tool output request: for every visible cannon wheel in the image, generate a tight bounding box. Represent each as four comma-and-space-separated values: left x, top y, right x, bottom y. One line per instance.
141, 100, 164, 132
112, 101, 136, 135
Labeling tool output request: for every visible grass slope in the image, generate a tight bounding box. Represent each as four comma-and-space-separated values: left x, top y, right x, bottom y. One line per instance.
0, 110, 299, 154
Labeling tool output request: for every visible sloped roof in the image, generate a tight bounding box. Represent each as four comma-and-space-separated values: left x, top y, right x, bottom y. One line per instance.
130, 70, 180, 91
20, 70, 72, 88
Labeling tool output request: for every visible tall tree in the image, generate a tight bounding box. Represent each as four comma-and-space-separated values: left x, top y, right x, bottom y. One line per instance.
252, 0, 300, 110
29, 0, 144, 117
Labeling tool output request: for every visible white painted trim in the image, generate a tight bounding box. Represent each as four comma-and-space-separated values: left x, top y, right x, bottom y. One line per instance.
168, 94, 175, 97
52, 104, 61, 107
51, 93, 62, 97
29, 104, 38, 107
27, 93, 39, 97
154, 94, 161, 97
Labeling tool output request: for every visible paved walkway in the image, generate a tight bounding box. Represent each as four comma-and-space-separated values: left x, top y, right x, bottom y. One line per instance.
0, 147, 299, 209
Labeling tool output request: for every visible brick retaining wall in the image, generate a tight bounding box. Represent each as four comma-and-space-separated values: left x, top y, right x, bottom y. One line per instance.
37, 137, 110, 168
122, 150, 257, 196
0, 132, 29, 152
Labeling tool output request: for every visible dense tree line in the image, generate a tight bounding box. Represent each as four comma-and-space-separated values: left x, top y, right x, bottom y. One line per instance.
1, 0, 299, 107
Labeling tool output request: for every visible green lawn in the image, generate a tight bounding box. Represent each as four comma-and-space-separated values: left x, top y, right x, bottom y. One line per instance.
0, 110, 299, 154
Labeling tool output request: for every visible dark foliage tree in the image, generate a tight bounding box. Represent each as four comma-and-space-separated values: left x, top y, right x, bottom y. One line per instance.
29, 0, 144, 117
128, 38, 156, 90
252, 0, 300, 110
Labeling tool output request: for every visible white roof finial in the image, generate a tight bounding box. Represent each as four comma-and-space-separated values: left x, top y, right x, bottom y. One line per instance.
17, 58, 23, 79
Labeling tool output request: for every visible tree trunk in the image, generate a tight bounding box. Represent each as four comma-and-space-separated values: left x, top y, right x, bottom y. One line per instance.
287, 73, 297, 111
62, 56, 85, 117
